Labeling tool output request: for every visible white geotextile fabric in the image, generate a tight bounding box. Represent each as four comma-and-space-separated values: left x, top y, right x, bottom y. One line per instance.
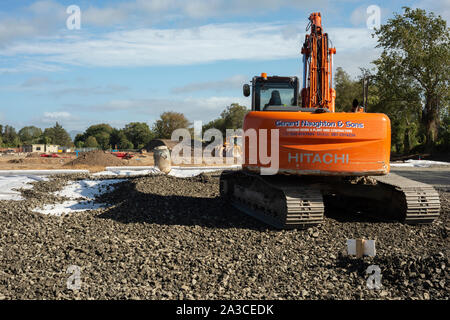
92, 165, 241, 177
1, 162, 447, 203
0, 166, 240, 202
33, 179, 124, 216
0, 166, 240, 215
0, 170, 89, 201
169, 165, 241, 177
0, 175, 48, 201
92, 167, 160, 176
33, 166, 241, 215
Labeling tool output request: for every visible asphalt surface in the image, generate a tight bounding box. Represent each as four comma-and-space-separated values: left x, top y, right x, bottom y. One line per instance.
391, 167, 450, 190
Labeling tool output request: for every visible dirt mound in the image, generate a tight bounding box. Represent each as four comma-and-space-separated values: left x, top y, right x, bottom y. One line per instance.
65, 150, 125, 167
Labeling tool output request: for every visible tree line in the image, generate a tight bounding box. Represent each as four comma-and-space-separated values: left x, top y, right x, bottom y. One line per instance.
0, 104, 248, 150
73, 104, 248, 150
0, 123, 72, 148
72, 113, 190, 150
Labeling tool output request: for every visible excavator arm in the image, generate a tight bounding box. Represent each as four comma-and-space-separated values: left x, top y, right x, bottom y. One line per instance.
301, 12, 336, 112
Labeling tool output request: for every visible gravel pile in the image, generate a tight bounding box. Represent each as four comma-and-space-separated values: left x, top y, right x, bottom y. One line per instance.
65, 150, 124, 167
0, 173, 448, 300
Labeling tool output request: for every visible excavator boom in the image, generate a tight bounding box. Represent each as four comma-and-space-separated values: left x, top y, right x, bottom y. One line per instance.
301, 12, 336, 111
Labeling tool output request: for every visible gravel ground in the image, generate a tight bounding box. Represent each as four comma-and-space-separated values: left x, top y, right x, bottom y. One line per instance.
0, 173, 448, 300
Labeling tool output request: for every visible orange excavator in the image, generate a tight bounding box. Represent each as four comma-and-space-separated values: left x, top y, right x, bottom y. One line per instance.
220, 13, 440, 229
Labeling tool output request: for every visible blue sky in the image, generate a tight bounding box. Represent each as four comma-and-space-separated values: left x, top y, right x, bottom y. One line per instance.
0, 0, 448, 136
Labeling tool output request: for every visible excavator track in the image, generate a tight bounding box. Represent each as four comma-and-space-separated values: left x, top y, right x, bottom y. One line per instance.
220, 170, 324, 229
220, 170, 440, 229
371, 173, 441, 224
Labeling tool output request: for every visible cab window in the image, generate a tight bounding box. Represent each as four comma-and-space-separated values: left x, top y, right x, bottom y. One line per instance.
255, 81, 296, 110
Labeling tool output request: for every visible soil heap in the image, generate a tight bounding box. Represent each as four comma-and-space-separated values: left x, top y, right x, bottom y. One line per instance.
65, 150, 125, 167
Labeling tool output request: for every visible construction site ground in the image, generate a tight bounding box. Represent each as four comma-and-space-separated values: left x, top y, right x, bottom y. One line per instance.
0, 152, 153, 172
0, 162, 448, 300
0, 152, 238, 172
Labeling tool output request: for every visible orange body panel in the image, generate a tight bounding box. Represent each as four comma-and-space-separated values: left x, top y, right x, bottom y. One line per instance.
242, 111, 391, 176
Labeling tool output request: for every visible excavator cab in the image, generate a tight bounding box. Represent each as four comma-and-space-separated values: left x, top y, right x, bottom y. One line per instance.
243, 74, 299, 111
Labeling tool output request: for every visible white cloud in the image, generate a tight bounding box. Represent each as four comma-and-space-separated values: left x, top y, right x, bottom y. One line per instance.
81, 95, 250, 123
350, 6, 367, 27
21, 76, 54, 87
51, 85, 129, 97
91, 96, 248, 110
83, 7, 129, 27
332, 48, 381, 79
28, 111, 86, 131
0, 1, 66, 45
82, 0, 329, 26
0, 23, 377, 75
0, 19, 37, 44
414, 0, 450, 21
328, 27, 377, 50
0, 61, 66, 74
43, 111, 72, 120
36, 111, 82, 130
39, 95, 249, 130
28, 0, 64, 15
0, 0, 329, 44
0, 23, 301, 66
172, 75, 247, 94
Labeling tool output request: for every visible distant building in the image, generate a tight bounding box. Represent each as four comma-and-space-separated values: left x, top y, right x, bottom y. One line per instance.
22, 144, 59, 153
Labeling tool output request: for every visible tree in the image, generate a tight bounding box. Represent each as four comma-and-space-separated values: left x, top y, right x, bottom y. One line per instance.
75, 140, 85, 148
334, 68, 363, 112
220, 103, 248, 130
437, 109, 450, 151
43, 122, 72, 146
84, 124, 114, 149
203, 117, 225, 133
123, 122, 154, 149
1, 125, 20, 147
153, 112, 190, 139
371, 55, 424, 153
110, 128, 134, 150
118, 137, 134, 150
38, 135, 51, 145
109, 128, 122, 149
19, 126, 42, 145
74, 133, 85, 148
203, 103, 248, 135
374, 7, 450, 151
84, 136, 98, 148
